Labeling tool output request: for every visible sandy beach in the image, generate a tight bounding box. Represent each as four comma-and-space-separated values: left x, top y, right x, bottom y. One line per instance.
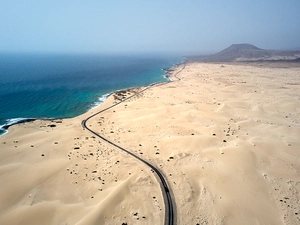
0, 62, 299, 224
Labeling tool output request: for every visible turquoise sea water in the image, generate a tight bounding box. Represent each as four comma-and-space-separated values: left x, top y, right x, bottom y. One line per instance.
0, 53, 183, 135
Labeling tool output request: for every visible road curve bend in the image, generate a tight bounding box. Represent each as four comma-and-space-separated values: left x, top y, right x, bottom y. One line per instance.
81, 63, 185, 225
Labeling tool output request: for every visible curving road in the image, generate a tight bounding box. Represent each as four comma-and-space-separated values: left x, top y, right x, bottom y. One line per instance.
81, 63, 185, 225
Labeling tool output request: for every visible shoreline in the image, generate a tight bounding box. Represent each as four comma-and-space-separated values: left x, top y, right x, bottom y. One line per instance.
0, 61, 184, 137
1, 61, 299, 224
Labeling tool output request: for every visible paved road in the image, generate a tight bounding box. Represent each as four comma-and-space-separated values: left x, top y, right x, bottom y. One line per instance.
81, 64, 185, 225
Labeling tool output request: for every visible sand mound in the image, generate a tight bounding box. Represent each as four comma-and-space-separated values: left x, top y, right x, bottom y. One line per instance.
1, 62, 299, 224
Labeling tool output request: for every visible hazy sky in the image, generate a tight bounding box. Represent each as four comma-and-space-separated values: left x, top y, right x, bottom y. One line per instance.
1, 0, 299, 54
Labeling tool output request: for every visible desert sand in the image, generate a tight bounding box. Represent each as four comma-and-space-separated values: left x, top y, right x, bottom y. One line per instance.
0, 62, 299, 225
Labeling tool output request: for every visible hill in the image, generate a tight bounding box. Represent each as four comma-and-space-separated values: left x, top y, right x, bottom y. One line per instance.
188, 44, 300, 62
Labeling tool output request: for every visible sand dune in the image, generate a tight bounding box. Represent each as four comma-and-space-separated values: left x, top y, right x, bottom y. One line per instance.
1, 62, 299, 224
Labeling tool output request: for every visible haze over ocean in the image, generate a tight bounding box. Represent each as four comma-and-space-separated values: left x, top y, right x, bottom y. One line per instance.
0, 53, 182, 135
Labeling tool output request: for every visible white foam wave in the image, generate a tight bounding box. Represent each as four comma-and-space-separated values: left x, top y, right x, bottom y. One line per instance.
0, 118, 24, 137
0, 129, 8, 137
0, 118, 36, 131
89, 93, 111, 110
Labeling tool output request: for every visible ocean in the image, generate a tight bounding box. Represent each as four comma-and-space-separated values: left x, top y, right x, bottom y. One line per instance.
0, 53, 183, 136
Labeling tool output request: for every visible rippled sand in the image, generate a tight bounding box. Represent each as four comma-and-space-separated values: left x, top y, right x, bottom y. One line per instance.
1, 62, 299, 224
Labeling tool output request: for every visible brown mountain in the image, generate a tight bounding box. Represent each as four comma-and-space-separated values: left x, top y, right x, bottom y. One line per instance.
188, 44, 300, 62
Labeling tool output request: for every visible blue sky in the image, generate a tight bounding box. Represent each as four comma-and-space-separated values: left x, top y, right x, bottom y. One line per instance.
0, 0, 299, 54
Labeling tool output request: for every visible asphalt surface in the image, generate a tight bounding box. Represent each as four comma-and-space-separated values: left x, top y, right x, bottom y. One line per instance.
81, 64, 185, 225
